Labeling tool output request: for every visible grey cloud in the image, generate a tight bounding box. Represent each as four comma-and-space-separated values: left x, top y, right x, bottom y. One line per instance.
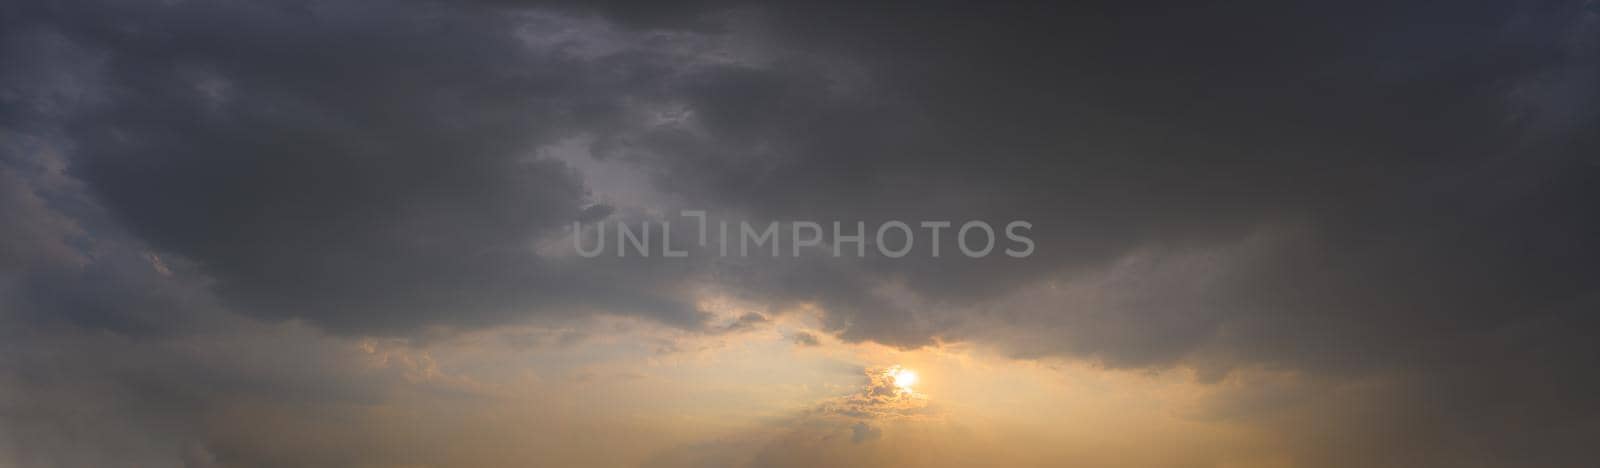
791, 331, 819, 347
3, 0, 748, 334
573, 2, 1600, 466
4, 0, 1600, 466
0, 3, 733, 465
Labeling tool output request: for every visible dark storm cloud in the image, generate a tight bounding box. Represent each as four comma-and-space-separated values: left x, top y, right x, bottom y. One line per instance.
3, 0, 742, 334
548, 0, 1600, 373
554, 1, 1600, 465
3, 0, 1600, 466
0, 2, 734, 465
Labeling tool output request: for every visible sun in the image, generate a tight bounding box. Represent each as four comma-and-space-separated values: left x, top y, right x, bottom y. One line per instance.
890, 367, 918, 391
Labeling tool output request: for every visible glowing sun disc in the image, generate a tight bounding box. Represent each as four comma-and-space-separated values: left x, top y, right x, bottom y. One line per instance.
892, 368, 918, 390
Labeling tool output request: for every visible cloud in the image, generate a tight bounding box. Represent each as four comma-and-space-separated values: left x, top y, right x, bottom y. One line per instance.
592, 2, 1600, 465
812, 367, 933, 421
3, 0, 1600, 466
792, 331, 820, 347
848, 422, 881, 444
0, 0, 795, 336
644, 366, 935, 467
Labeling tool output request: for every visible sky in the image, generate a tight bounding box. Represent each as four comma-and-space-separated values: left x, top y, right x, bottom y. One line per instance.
1, 0, 1598, 467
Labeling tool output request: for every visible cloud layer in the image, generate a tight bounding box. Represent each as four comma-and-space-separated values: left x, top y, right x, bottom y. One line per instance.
3, 0, 1599, 467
